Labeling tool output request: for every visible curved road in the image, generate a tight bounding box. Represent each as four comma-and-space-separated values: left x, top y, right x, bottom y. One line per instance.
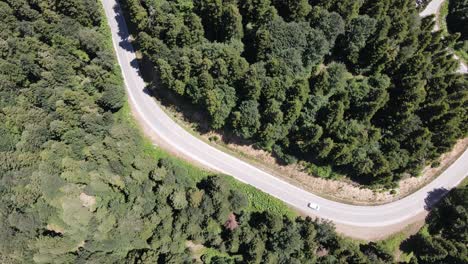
102, 0, 468, 229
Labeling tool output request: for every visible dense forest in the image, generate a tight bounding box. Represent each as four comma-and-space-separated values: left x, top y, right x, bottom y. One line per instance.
447, 0, 467, 40
447, 0, 468, 62
123, 0, 468, 185
0, 0, 466, 263
0, 0, 399, 263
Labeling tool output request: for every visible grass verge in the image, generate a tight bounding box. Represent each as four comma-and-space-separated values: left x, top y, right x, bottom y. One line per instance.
377, 223, 422, 262
437, 0, 449, 35
459, 176, 468, 187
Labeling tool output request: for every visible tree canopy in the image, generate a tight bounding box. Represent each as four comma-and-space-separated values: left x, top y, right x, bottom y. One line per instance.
0, 0, 402, 263
123, 0, 468, 186
447, 0, 467, 41
402, 185, 468, 264
1, 0, 466, 263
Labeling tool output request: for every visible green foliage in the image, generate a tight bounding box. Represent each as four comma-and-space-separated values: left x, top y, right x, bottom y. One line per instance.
445, 0, 468, 65
426, 187, 467, 242
337, 15, 377, 65
2, 0, 465, 263
201, 247, 236, 264
438, 0, 450, 36
402, 186, 468, 264
272, 0, 311, 22
447, 0, 468, 41
231, 100, 261, 138
225, 176, 296, 218
454, 41, 468, 63
123, 0, 467, 186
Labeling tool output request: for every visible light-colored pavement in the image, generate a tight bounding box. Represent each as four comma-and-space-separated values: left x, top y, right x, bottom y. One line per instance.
420, 0, 445, 30
102, 0, 467, 230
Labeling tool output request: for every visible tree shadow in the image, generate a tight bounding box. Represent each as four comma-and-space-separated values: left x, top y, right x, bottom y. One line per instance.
112, 3, 154, 81
146, 76, 263, 147
112, 4, 133, 53
146, 82, 212, 134
111, 2, 215, 135
129, 58, 142, 76
399, 232, 424, 257
424, 187, 449, 210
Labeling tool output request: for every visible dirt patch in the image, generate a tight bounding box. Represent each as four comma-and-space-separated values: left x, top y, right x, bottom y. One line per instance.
186, 240, 204, 252
75, 240, 86, 251
186, 240, 204, 263
46, 223, 64, 234
79, 193, 96, 211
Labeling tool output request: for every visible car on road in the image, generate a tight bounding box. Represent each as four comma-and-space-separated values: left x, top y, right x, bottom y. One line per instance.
308, 202, 320, 211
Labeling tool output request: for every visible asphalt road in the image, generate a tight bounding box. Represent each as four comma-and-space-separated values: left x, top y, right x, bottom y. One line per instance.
102, 0, 468, 228
420, 0, 445, 26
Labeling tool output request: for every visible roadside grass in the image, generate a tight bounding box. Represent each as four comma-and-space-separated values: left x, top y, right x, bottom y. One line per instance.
438, 0, 449, 36
96, 2, 114, 50
377, 223, 422, 263
115, 102, 297, 218
418, 225, 430, 237
225, 176, 297, 218
460, 176, 468, 187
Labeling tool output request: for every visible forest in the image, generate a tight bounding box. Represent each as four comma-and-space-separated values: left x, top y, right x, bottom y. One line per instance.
447, 0, 467, 40
0, 0, 386, 262
0, 0, 466, 263
401, 185, 467, 263
447, 0, 468, 62
122, 0, 467, 186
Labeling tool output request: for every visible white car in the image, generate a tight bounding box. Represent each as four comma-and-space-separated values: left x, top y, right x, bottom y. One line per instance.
308, 202, 320, 211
